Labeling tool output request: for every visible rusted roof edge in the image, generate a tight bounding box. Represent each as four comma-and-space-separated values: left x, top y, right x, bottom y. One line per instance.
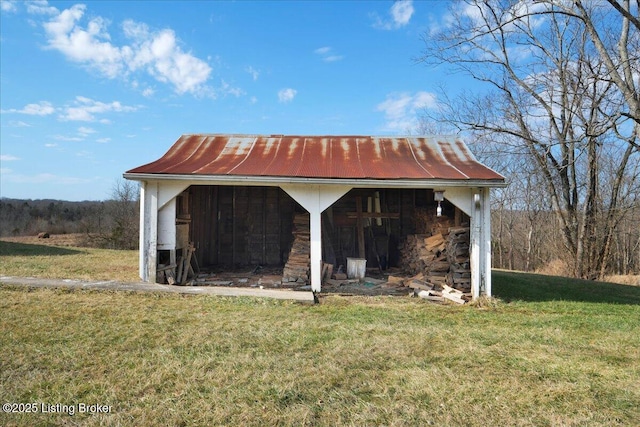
123, 172, 508, 188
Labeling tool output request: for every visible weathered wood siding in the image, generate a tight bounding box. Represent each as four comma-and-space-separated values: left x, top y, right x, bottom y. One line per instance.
186, 186, 458, 270
189, 186, 296, 268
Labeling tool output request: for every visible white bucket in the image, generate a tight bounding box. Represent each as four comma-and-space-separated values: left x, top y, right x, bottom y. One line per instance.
347, 258, 367, 280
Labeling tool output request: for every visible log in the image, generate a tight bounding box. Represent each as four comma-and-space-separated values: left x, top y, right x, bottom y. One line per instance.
442, 285, 467, 304
386, 275, 406, 285
176, 256, 184, 284
417, 290, 445, 301
282, 213, 311, 283
407, 279, 433, 291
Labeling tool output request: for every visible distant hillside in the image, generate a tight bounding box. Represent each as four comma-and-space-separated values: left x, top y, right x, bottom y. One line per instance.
0, 198, 138, 249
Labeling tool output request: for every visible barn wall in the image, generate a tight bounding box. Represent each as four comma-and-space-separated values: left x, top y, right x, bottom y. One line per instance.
188, 185, 297, 268
183, 185, 463, 271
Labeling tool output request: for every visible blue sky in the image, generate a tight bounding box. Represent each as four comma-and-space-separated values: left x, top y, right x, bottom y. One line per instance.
1, 0, 463, 201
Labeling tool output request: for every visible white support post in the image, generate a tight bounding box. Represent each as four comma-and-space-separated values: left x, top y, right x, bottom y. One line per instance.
309, 206, 322, 292
481, 188, 492, 297
280, 184, 351, 293
470, 191, 481, 300
138, 182, 147, 280
140, 181, 159, 283
470, 188, 492, 299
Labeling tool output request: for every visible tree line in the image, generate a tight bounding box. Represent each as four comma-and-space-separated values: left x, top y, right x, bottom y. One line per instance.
0, 180, 139, 250
418, 0, 639, 279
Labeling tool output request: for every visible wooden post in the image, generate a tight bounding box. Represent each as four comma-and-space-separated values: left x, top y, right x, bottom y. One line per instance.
481, 188, 492, 297
356, 196, 366, 259
280, 184, 352, 293
142, 181, 158, 283
470, 191, 481, 300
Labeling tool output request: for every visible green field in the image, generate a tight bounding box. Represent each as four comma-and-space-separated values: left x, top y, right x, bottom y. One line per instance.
0, 240, 139, 282
1, 240, 639, 426
0, 277, 638, 426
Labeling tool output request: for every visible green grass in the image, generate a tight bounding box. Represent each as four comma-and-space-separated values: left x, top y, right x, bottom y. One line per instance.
0, 240, 139, 282
1, 269, 639, 426
493, 269, 640, 304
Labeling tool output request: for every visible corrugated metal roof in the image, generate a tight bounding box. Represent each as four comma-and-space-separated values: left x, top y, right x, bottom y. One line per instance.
126, 134, 504, 182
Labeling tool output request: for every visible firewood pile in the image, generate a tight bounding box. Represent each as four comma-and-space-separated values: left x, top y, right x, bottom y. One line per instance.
398, 226, 472, 303
400, 234, 449, 284
445, 227, 471, 293
282, 213, 310, 284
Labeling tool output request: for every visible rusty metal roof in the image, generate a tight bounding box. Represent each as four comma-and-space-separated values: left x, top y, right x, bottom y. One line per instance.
126, 134, 504, 182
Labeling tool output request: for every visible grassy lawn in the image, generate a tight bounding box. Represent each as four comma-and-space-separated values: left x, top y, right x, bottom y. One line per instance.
0, 240, 139, 282
1, 240, 639, 426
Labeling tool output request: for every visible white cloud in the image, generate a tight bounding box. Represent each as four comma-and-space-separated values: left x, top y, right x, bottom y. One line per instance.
219, 80, 245, 97
43, 4, 125, 78
141, 87, 155, 97
391, 0, 414, 26
2, 101, 55, 116
1, 0, 17, 13
376, 91, 437, 132
7, 120, 32, 127
60, 96, 138, 122
373, 0, 414, 30
78, 126, 96, 135
444, 1, 546, 43
278, 88, 297, 103
30, 2, 213, 95
122, 21, 212, 94
96, 137, 111, 143
26, 0, 58, 15
0, 154, 20, 161
246, 66, 260, 81
4, 172, 91, 185
314, 46, 344, 62
45, 143, 58, 148
54, 135, 84, 141
324, 55, 344, 63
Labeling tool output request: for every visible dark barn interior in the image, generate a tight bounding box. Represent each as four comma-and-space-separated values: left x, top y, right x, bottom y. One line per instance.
174, 185, 465, 275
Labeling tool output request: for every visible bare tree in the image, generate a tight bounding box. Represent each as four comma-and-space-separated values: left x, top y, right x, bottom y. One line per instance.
537, 0, 640, 136
418, 0, 640, 278
90, 179, 139, 250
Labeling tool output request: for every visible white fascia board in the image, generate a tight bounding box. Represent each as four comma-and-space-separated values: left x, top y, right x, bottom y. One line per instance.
123, 173, 507, 189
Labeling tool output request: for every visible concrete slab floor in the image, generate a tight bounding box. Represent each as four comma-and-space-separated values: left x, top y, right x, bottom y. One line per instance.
0, 276, 316, 303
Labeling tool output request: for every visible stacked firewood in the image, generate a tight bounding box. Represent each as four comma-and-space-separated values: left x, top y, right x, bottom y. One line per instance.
399, 226, 472, 301
282, 213, 310, 283
400, 233, 449, 284
445, 227, 471, 293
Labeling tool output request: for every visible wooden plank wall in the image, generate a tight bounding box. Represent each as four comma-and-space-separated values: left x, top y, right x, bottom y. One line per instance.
189, 185, 296, 268
188, 186, 447, 270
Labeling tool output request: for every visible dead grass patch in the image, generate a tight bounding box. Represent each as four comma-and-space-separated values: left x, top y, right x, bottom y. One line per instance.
605, 274, 640, 286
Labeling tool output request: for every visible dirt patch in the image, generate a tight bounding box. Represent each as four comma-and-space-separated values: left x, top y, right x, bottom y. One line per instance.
536, 258, 572, 277
604, 275, 640, 287
0, 233, 97, 248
